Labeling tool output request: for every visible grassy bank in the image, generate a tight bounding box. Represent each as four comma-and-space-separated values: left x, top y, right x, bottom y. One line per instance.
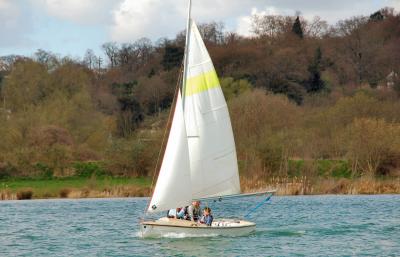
0, 160, 398, 200
1, 175, 399, 201
0, 176, 151, 200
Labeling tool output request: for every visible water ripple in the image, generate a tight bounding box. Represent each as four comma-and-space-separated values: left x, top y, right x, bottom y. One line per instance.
0, 195, 399, 256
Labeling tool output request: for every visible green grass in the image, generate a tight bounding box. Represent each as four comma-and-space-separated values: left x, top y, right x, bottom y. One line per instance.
317, 159, 352, 178
288, 159, 352, 178
0, 176, 151, 198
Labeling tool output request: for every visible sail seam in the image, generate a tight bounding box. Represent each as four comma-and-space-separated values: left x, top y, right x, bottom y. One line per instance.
213, 149, 235, 160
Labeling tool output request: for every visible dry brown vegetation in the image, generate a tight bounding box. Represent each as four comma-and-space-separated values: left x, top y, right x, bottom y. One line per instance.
231, 90, 400, 179
241, 176, 400, 195
0, 186, 150, 200
16, 189, 33, 200
1, 8, 400, 197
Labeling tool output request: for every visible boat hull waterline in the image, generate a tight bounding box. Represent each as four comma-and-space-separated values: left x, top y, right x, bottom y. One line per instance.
140, 218, 255, 238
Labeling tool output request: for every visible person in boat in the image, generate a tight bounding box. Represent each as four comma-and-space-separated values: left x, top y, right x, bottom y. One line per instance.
199, 207, 213, 226
167, 207, 185, 219
187, 201, 201, 222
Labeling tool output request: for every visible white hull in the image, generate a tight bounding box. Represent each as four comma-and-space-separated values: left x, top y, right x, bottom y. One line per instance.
140, 217, 255, 238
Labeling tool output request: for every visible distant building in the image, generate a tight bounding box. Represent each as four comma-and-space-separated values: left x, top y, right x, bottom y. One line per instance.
377, 71, 398, 90
386, 71, 398, 89
0, 60, 6, 71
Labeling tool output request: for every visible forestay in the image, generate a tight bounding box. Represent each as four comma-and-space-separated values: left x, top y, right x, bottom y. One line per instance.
147, 92, 192, 213
183, 21, 241, 199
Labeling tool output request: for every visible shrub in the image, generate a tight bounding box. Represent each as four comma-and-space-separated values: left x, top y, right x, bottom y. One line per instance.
330, 161, 352, 178
73, 162, 106, 178
258, 142, 285, 175
17, 189, 33, 200
34, 163, 54, 179
345, 118, 400, 177
317, 160, 352, 178
288, 160, 304, 177
220, 77, 252, 101
0, 163, 13, 179
59, 188, 71, 198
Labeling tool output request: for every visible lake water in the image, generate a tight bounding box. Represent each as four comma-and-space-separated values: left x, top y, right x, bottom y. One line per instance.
0, 195, 399, 256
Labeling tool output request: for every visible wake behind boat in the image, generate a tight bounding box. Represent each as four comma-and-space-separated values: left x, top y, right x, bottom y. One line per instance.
140, 0, 275, 238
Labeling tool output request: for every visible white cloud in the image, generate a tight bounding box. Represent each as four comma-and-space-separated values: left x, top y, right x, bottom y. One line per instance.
32, 0, 123, 25
0, 0, 33, 47
1, 0, 400, 54
236, 6, 291, 36
236, 13, 253, 37
110, 0, 400, 43
235, 0, 400, 36
0, 0, 11, 9
110, 0, 186, 42
386, 0, 400, 11
109, 0, 261, 42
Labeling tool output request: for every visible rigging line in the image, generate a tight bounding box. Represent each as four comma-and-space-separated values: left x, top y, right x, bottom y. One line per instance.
142, 64, 184, 216
250, 192, 285, 223
243, 193, 273, 219
251, 193, 285, 223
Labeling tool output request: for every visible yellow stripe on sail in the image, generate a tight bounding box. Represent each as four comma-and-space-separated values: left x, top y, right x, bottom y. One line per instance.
185, 69, 220, 96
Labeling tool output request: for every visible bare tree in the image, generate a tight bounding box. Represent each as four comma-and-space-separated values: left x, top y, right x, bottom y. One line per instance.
83, 49, 97, 70
197, 22, 225, 44
333, 16, 369, 84
34, 49, 59, 70
102, 42, 119, 68
133, 38, 153, 66
303, 16, 329, 38
251, 14, 293, 38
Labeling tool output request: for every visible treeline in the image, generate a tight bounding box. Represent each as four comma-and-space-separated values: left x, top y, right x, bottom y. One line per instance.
0, 8, 399, 180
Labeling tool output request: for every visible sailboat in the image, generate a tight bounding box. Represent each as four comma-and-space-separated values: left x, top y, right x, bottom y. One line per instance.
140, 0, 275, 237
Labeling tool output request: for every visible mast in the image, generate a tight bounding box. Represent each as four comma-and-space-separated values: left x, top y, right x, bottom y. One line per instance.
181, 0, 192, 109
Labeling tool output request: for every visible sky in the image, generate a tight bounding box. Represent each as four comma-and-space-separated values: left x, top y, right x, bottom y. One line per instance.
0, 0, 399, 58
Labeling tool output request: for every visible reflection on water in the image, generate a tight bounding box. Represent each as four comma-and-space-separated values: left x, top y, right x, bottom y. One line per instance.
1, 195, 399, 256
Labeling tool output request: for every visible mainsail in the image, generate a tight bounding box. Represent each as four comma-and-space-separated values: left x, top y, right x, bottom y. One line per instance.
147, 18, 240, 213
183, 21, 240, 199
147, 92, 192, 212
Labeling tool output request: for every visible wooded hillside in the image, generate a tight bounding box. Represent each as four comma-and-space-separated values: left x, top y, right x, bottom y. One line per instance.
1, 8, 400, 183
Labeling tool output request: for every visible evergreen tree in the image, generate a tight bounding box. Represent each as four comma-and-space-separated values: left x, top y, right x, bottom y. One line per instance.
161, 45, 184, 70
112, 81, 144, 136
369, 11, 384, 22
292, 16, 304, 38
306, 47, 325, 93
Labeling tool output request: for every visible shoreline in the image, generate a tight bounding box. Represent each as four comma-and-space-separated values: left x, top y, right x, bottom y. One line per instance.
1, 192, 399, 202
1, 176, 399, 201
